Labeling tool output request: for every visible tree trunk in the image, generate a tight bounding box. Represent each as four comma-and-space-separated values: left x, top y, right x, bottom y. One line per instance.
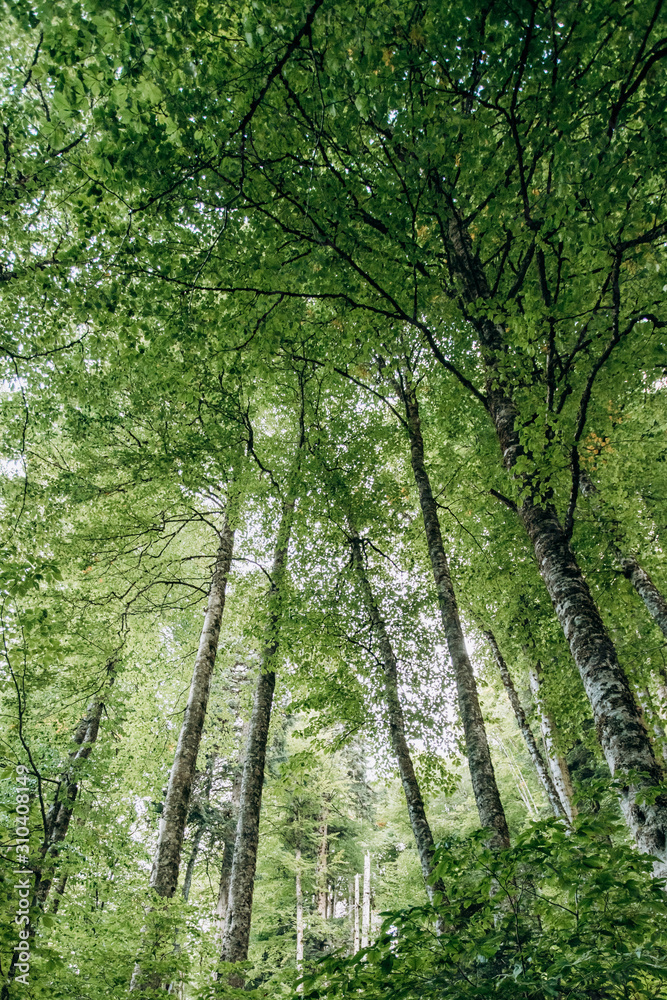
353, 873, 360, 953
181, 827, 204, 904
637, 687, 667, 763
579, 471, 667, 640
400, 382, 510, 849
349, 524, 449, 898
216, 670, 250, 939
51, 876, 68, 914
2, 660, 117, 999
616, 553, 667, 639
316, 807, 328, 918
444, 217, 667, 867
295, 847, 304, 982
219, 491, 297, 967
361, 853, 371, 950
528, 663, 577, 825
149, 518, 234, 900
34, 659, 117, 908
485, 630, 566, 821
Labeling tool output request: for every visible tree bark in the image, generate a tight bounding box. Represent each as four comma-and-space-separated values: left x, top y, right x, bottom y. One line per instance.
295, 847, 304, 983
2, 660, 117, 1000
579, 471, 667, 640
219, 491, 297, 967
528, 663, 577, 825
349, 524, 449, 899
316, 806, 329, 918
443, 216, 667, 868
485, 630, 567, 821
34, 659, 117, 909
353, 873, 360, 953
361, 853, 371, 950
637, 687, 667, 763
400, 382, 510, 849
149, 518, 234, 901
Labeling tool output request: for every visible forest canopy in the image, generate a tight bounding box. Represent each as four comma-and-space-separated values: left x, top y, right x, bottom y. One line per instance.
1, 0, 667, 997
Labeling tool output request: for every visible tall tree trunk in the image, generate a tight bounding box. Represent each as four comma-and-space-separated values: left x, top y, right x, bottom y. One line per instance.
181, 753, 216, 903
295, 847, 304, 983
349, 524, 449, 898
51, 876, 68, 914
442, 217, 667, 867
34, 658, 117, 908
637, 688, 667, 763
353, 873, 360, 953
2, 659, 117, 1000
361, 853, 371, 950
579, 471, 667, 639
219, 490, 297, 968
316, 806, 329, 918
216, 665, 251, 939
400, 381, 510, 849
181, 829, 203, 905
485, 630, 567, 821
528, 664, 577, 825
148, 518, 234, 901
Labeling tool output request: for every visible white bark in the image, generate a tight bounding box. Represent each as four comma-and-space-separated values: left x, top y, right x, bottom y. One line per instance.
529, 664, 577, 824
361, 853, 371, 950
353, 873, 360, 953
295, 848, 304, 988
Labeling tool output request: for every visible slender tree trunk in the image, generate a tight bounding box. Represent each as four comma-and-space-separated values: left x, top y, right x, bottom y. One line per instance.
485, 630, 566, 821
400, 382, 510, 849
637, 688, 667, 762
361, 853, 371, 950
316, 807, 329, 918
219, 491, 297, 968
216, 673, 250, 939
295, 847, 304, 984
2, 660, 118, 999
181, 827, 204, 904
528, 664, 577, 825
349, 525, 449, 898
149, 518, 234, 900
353, 873, 360, 953
51, 876, 68, 914
580, 471, 667, 639
444, 215, 667, 866
34, 659, 117, 908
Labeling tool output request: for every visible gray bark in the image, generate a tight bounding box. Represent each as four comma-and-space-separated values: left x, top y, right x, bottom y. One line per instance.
316, 806, 329, 918
295, 848, 304, 977
528, 663, 577, 824
149, 519, 234, 901
350, 525, 448, 899
361, 852, 371, 950
637, 687, 667, 763
353, 873, 360, 952
579, 471, 667, 640
444, 218, 667, 868
485, 630, 567, 821
617, 553, 667, 639
219, 492, 297, 967
215, 746, 246, 936
2, 660, 117, 999
35, 660, 117, 908
401, 383, 510, 849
